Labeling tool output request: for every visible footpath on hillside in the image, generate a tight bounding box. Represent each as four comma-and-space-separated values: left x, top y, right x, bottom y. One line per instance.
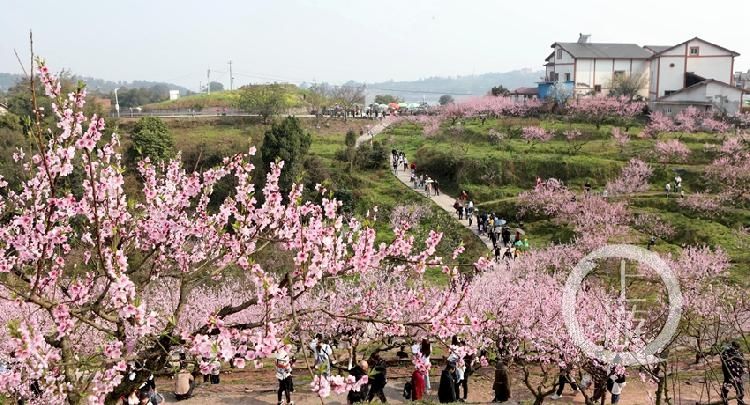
356, 120, 494, 252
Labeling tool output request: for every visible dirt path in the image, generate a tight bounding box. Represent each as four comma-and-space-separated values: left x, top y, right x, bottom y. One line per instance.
157, 364, 717, 404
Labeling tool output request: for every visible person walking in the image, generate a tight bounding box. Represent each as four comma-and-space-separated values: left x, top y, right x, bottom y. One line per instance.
438, 361, 458, 403
347, 360, 370, 404
460, 352, 477, 402
367, 354, 387, 403
665, 183, 671, 198
275, 350, 294, 405
310, 334, 333, 376
720, 341, 746, 405
412, 339, 432, 391
466, 201, 474, 226
550, 366, 577, 400
501, 227, 511, 247
608, 372, 626, 404
410, 367, 427, 401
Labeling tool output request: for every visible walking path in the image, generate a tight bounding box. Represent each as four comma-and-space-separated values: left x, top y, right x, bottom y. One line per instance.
356, 119, 494, 252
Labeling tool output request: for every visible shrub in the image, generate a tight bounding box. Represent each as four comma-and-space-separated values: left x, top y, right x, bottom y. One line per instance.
354, 141, 388, 170
260, 116, 311, 193
0, 112, 21, 131
128, 117, 174, 162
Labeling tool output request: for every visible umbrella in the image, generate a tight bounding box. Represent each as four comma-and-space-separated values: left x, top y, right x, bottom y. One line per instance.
515, 228, 526, 235
497, 219, 507, 226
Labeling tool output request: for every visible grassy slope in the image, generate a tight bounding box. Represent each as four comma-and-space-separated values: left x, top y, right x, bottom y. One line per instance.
142, 91, 242, 110
125, 117, 489, 283
383, 117, 750, 276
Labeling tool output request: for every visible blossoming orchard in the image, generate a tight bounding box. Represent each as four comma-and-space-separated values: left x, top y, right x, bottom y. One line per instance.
1, 57, 749, 405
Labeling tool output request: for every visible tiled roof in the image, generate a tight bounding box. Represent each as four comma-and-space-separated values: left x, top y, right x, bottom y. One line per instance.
552, 42, 653, 59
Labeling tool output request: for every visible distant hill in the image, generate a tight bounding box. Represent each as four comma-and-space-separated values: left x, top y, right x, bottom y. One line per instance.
0, 72, 191, 94
356, 69, 544, 103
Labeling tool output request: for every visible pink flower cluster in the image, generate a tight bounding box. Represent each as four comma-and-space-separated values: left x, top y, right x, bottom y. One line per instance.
521, 126, 553, 143
606, 159, 653, 195
644, 107, 732, 137
654, 139, 691, 163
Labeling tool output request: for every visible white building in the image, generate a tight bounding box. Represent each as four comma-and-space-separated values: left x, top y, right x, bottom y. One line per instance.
542, 35, 746, 115
169, 90, 181, 101
648, 37, 737, 98
651, 79, 745, 115
544, 34, 652, 97
0, 103, 7, 116
648, 38, 742, 115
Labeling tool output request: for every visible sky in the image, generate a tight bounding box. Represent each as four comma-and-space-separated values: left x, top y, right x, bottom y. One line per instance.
2, 0, 749, 91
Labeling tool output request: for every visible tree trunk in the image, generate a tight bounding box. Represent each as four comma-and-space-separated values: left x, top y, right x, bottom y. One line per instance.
654, 364, 665, 405
494, 360, 511, 402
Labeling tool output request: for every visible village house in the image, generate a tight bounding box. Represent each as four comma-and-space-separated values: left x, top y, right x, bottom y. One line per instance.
649, 37, 744, 115
541, 35, 746, 116
541, 34, 652, 99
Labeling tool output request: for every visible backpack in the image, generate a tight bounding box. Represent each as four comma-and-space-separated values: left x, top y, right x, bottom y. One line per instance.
403, 381, 412, 399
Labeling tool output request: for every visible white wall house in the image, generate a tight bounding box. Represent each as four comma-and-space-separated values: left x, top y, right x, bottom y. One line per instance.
542, 36, 745, 115
648, 37, 738, 99
652, 80, 745, 116
0, 103, 7, 116
544, 34, 652, 97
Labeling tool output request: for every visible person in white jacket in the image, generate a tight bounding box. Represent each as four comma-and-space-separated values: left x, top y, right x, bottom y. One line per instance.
275, 350, 294, 405
310, 334, 333, 376
609, 373, 626, 404
412, 339, 432, 391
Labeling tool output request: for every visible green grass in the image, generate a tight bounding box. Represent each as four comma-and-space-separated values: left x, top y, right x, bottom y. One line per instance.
142, 90, 242, 110
383, 116, 750, 276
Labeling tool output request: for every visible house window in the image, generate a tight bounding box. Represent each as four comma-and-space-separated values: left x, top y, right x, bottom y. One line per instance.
594, 84, 602, 93
557, 48, 563, 59
664, 90, 677, 96
565, 73, 571, 82
689, 46, 699, 55
666, 107, 672, 114
553, 72, 560, 81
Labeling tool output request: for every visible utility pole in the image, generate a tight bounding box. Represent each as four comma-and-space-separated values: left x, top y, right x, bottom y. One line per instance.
228, 60, 234, 91
113, 88, 120, 118
207, 68, 211, 95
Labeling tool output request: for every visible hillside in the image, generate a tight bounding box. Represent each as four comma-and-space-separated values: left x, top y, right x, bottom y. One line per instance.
353, 69, 544, 103
0, 72, 190, 94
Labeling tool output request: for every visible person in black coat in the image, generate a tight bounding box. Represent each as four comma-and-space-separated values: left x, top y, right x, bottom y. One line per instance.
367, 354, 387, 403
720, 342, 746, 405
438, 361, 458, 403
501, 227, 511, 247
347, 361, 370, 404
